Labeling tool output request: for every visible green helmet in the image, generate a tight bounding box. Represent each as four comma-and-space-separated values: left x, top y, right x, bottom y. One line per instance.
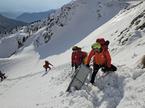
91, 42, 101, 49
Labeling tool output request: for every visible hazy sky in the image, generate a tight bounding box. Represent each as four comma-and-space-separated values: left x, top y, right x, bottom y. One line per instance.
0, 0, 72, 12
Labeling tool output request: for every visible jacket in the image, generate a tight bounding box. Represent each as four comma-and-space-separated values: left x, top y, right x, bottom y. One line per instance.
86, 48, 111, 67
43, 61, 52, 68
71, 50, 87, 65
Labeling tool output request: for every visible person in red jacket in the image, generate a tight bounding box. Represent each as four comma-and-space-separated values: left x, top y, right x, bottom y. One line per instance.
43, 60, 53, 72
85, 42, 117, 84
71, 46, 87, 70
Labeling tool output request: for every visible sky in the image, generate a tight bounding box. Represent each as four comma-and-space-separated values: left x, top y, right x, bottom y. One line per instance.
0, 0, 72, 12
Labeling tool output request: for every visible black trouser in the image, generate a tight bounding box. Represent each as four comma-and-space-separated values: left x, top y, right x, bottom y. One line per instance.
101, 64, 117, 72
74, 64, 80, 70
90, 64, 117, 84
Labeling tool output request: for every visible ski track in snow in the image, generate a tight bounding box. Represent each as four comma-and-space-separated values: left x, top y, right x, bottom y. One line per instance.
1, 63, 145, 108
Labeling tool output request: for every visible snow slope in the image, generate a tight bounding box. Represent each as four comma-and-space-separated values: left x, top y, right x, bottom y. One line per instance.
36, 0, 127, 59
1, 0, 145, 108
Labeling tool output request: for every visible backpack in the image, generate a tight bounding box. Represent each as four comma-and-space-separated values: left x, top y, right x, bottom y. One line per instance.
96, 38, 106, 45
81, 52, 88, 64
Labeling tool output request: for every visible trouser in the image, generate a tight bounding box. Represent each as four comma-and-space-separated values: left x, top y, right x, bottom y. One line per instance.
90, 64, 117, 84
74, 64, 80, 70
45, 66, 51, 72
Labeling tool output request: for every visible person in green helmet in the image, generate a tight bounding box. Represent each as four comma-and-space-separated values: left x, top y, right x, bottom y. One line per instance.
85, 42, 117, 84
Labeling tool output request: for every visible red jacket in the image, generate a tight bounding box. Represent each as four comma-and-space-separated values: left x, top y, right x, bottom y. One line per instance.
86, 49, 111, 67
71, 50, 87, 65
43, 61, 53, 68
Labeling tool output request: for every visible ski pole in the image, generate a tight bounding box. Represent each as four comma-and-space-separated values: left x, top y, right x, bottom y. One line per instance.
72, 67, 74, 72
69, 67, 74, 78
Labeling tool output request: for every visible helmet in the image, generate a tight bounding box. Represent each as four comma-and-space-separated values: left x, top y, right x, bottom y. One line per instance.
91, 42, 101, 49
77, 47, 82, 50
72, 46, 82, 50
45, 60, 49, 64
72, 46, 78, 50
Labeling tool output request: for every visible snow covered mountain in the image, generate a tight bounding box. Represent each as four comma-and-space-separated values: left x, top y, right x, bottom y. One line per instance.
0, 0, 145, 108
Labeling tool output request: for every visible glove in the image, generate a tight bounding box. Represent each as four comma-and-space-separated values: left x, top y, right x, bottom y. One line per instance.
86, 64, 90, 68
101, 67, 106, 72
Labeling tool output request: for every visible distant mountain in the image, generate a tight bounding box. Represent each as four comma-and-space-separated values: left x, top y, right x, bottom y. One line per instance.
0, 12, 21, 19
16, 10, 55, 23
0, 14, 26, 33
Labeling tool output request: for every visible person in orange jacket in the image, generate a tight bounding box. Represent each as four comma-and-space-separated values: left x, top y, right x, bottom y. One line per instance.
71, 46, 87, 70
85, 42, 117, 84
43, 60, 53, 72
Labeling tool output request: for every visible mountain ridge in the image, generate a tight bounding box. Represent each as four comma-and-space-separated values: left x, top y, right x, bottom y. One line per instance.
0, 14, 26, 33
16, 10, 55, 23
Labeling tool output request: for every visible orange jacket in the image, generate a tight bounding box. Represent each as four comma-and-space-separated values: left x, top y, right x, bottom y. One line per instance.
86, 49, 111, 67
